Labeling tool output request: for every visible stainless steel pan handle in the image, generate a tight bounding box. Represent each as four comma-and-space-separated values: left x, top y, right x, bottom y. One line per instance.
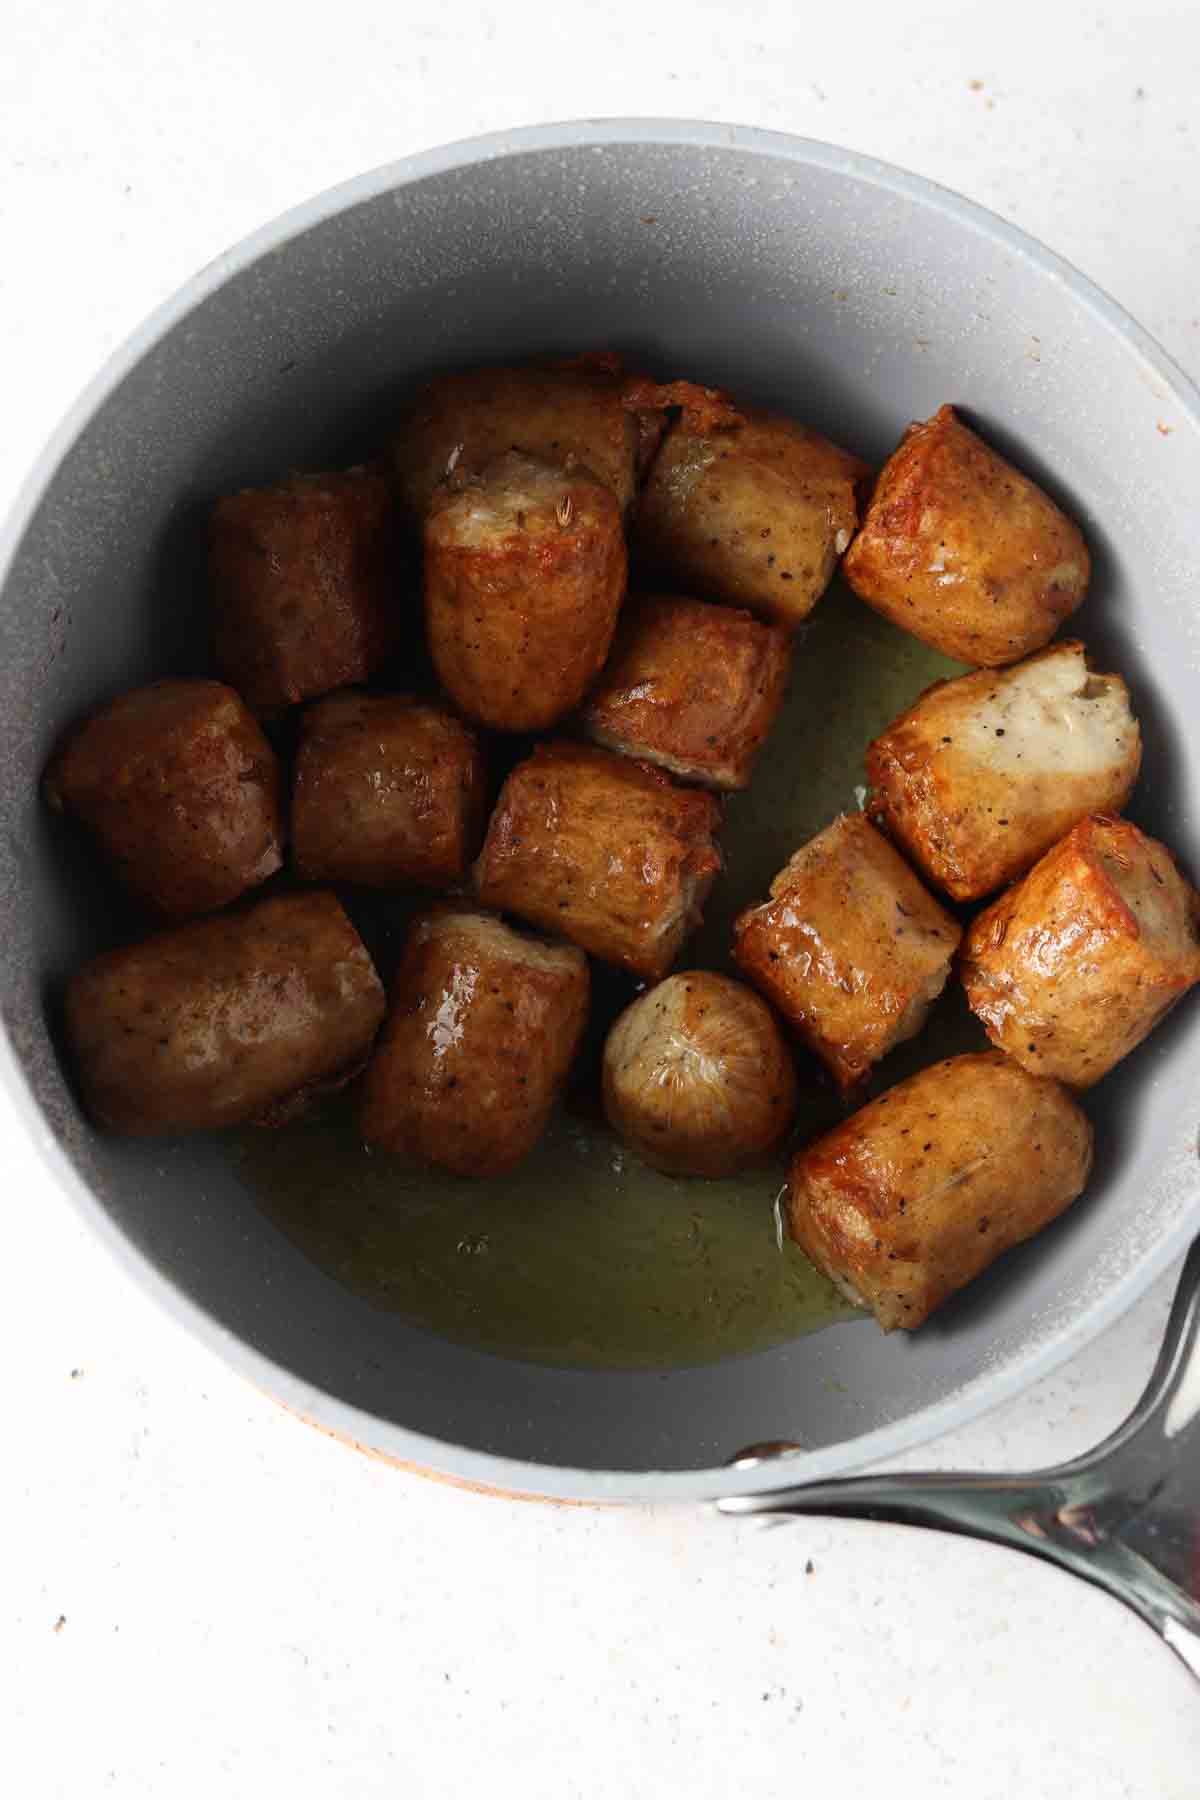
722, 1237, 1200, 1678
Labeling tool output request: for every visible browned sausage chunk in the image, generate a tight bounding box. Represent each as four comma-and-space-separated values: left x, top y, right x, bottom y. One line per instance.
474, 741, 722, 981
64, 891, 385, 1135
960, 815, 1200, 1087
360, 906, 589, 1177
786, 1052, 1093, 1330
842, 405, 1089, 666
602, 972, 797, 1177
423, 452, 626, 731
634, 408, 867, 628
866, 642, 1141, 901
44, 678, 283, 918
292, 691, 484, 890
733, 813, 961, 1092
580, 594, 792, 790
392, 363, 644, 520
209, 467, 400, 711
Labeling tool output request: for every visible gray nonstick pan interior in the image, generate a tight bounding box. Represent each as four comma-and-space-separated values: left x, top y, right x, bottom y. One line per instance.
2, 123, 1199, 1502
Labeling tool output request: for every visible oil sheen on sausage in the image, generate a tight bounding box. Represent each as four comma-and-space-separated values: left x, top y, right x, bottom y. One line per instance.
360, 906, 589, 1177
474, 741, 722, 981
65, 891, 385, 1134
960, 814, 1200, 1087
786, 1052, 1093, 1330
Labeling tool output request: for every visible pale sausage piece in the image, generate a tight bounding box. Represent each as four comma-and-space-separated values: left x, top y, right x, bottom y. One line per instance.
474, 741, 722, 982
423, 452, 626, 732
580, 593, 791, 791
733, 813, 961, 1093
603, 972, 798, 1177
866, 642, 1141, 901
960, 815, 1200, 1087
786, 1051, 1093, 1331
65, 891, 385, 1135
634, 408, 867, 628
842, 405, 1089, 666
45, 678, 283, 919
359, 906, 589, 1177
291, 691, 484, 890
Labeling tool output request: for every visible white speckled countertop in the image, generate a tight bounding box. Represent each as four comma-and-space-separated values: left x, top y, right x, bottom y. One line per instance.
4, 3, 1200, 1792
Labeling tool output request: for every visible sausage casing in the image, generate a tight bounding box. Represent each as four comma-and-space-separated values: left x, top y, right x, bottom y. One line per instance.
960, 815, 1200, 1087
786, 1051, 1093, 1330
65, 891, 385, 1135
423, 452, 626, 731
474, 741, 722, 981
634, 408, 866, 628
602, 971, 797, 1177
392, 363, 643, 519
292, 691, 484, 890
44, 678, 283, 918
580, 593, 791, 790
842, 405, 1089, 666
209, 467, 400, 711
733, 813, 961, 1092
359, 906, 589, 1177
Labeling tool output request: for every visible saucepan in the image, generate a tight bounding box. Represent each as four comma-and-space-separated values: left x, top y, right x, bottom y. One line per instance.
3, 123, 1200, 1604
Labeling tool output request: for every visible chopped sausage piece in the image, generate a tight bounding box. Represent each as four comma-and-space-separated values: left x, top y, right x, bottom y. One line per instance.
209, 467, 400, 712
786, 1051, 1093, 1330
866, 642, 1141, 901
633, 408, 867, 628
44, 678, 283, 918
602, 971, 797, 1177
733, 813, 961, 1093
842, 405, 1089, 666
392, 362, 645, 519
580, 593, 792, 790
473, 741, 722, 981
64, 891, 385, 1135
291, 691, 484, 889
423, 452, 626, 731
960, 815, 1200, 1088
360, 906, 589, 1177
